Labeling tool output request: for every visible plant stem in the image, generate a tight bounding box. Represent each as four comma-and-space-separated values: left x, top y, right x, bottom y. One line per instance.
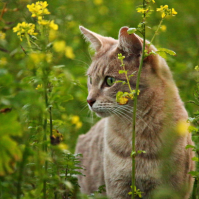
16, 145, 29, 199
25, 33, 32, 49
150, 17, 164, 45
49, 106, 53, 137
43, 81, 48, 199
132, 0, 146, 198
121, 63, 133, 93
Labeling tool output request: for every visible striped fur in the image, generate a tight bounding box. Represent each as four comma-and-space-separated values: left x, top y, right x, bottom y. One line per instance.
75, 26, 195, 199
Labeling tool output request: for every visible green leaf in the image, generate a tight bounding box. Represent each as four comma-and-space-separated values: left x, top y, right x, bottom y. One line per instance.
156, 51, 167, 59
192, 157, 199, 162
128, 71, 137, 79
115, 80, 126, 85
188, 117, 196, 123
188, 171, 199, 177
116, 91, 124, 102
188, 125, 198, 133
0, 136, 22, 176
185, 145, 195, 149
137, 150, 146, 154
131, 151, 136, 157
157, 48, 176, 56
119, 70, 127, 74
127, 28, 137, 35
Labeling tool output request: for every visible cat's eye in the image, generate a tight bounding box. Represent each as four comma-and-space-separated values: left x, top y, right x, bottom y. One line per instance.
106, 76, 115, 87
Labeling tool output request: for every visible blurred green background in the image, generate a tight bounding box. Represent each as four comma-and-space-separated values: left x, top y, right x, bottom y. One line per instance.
0, 0, 198, 153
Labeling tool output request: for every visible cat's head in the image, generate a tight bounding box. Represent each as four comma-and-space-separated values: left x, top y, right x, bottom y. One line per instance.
80, 26, 172, 118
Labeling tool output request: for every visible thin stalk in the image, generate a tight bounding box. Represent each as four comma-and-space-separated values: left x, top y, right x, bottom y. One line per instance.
131, 1, 146, 198
121, 63, 133, 93
16, 145, 29, 199
25, 33, 32, 49
43, 81, 48, 199
150, 16, 165, 46
49, 106, 53, 137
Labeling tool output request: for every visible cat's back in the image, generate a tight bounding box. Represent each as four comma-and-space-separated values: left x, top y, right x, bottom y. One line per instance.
75, 118, 106, 193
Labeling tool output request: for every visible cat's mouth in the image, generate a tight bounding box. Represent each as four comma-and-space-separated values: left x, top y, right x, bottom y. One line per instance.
89, 105, 114, 118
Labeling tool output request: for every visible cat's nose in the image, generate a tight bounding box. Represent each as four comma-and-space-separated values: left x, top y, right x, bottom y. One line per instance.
87, 98, 96, 107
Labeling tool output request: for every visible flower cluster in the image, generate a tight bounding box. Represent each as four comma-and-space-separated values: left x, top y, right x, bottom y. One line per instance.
53, 40, 75, 59
13, 22, 37, 41
0, 31, 6, 40
27, 1, 50, 18
156, 5, 177, 18
27, 1, 58, 30
13, 1, 58, 42
137, 8, 149, 14
71, 116, 82, 129
116, 91, 140, 105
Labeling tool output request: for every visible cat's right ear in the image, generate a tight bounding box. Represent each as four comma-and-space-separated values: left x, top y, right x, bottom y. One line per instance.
79, 26, 103, 51
118, 27, 142, 55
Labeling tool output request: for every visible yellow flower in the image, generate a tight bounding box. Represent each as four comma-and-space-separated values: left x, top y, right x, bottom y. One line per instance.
13, 22, 37, 41
195, 65, 199, 72
156, 5, 168, 12
0, 31, 6, 40
46, 53, 53, 63
71, 116, 82, 129
29, 52, 45, 64
94, 0, 103, 5
157, 5, 177, 18
171, 8, 177, 16
58, 143, 68, 150
152, 0, 155, 3
49, 29, 58, 41
49, 20, 58, 30
71, 116, 80, 124
161, 12, 166, 18
53, 40, 66, 52
38, 19, 49, 25
27, 1, 50, 18
36, 84, 42, 90
137, 8, 149, 14
118, 97, 128, 105
65, 46, 75, 59
176, 120, 189, 136
0, 57, 7, 66
76, 122, 83, 129
37, 18, 58, 30
161, 25, 167, 32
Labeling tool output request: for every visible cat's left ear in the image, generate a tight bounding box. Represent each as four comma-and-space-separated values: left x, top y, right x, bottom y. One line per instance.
79, 26, 103, 51
118, 27, 142, 55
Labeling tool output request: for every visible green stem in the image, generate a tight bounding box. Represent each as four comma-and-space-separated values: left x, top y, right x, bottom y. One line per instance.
121, 63, 133, 93
16, 145, 29, 199
49, 106, 53, 137
132, 1, 146, 198
25, 33, 32, 49
43, 81, 48, 199
150, 17, 164, 45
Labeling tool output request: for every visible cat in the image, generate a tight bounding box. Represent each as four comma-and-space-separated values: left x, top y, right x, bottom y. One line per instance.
75, 26, 195, 199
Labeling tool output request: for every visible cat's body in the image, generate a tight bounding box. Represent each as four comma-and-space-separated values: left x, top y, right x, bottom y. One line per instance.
75, 26, 195, 199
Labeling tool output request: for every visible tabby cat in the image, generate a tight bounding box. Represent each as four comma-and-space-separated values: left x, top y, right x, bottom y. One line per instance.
75, 26, 195, 199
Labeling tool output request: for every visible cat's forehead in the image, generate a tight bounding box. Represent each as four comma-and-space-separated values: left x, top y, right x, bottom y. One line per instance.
87, 52, 120, 78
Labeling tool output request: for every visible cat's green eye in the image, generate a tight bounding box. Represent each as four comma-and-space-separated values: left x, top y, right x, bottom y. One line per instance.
106, 76, 115, 87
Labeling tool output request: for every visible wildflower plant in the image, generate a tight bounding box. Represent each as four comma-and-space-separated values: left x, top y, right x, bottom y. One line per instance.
115, 0, 178, 198
12, 1, 82, 198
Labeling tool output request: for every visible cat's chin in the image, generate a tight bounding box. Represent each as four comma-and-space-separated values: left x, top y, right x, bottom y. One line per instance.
95, 112, 112, 118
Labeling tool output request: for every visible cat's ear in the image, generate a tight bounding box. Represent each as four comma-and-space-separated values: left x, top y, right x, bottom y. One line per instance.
79, 26, 104, 51
118, 26, 142, 55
